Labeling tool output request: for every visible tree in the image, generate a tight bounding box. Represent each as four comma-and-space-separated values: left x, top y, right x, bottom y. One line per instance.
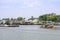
17, 17, 24, 21
55, 15, 60, 22
2, 18, 10, 21
38, 13, 56, 22
11, 18, 14, 20
28, 16, 35, 21
39, 14, 49, 21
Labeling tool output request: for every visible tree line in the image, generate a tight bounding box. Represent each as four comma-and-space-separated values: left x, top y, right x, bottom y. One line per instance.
1, 12, 60, 22
38, 13, 60, 22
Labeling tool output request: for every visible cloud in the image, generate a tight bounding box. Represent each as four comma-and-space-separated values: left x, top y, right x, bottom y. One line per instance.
49, 0, 60, 2
0, 0, 22, 3
0, 0, 60, 18
22, 0, 40, 7
0, 0, 40, 8
0, 0, 60, 13
28, 0, 40, 7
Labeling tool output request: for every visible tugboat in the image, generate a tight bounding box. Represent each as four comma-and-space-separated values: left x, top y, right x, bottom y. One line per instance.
41, 21, 54, 29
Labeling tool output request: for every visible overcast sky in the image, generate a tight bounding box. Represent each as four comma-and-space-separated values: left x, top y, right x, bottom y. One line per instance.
0, 0, 60, 19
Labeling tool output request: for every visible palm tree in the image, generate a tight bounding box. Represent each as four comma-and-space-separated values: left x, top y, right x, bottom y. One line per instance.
28, 16, 35, 21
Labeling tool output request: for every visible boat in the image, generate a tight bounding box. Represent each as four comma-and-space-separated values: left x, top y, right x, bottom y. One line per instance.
41, 21, 54, 29
0, 24, 8, 27
8, 25, 19, 27
0, 24, 19, 27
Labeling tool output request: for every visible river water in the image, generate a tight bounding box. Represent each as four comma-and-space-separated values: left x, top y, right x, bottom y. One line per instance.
0, 25, 60, 40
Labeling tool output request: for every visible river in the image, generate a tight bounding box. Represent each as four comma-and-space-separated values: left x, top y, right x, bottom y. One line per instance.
0, 25, 60, 40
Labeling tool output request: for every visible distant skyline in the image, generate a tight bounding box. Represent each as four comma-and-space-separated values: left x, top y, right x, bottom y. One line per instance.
0, 0, 60, 19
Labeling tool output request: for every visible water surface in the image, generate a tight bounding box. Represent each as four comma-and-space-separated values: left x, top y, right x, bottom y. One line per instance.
0, 25, 60, 40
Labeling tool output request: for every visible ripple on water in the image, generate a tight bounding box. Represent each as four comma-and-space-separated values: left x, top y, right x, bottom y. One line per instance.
0, 25, 60, 40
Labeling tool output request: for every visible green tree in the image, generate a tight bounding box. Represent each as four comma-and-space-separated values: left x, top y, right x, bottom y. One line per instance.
2, 18, 10, 21
17, 17, 24, 21
55, 15, 60, 22
28, 16, 35, 21
39, 14, 49, 21
38, 13, 56, 22
11, 18, 14, 20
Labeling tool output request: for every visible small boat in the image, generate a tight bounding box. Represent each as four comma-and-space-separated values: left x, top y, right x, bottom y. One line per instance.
0, 24, 8, 27
45, 24, 54, 29
41, 21, 54, 29
0, 24, 19, 27
8, 25, 19, 27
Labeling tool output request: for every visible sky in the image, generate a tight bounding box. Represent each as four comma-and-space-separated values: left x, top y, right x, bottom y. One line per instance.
0, 0, 60, 19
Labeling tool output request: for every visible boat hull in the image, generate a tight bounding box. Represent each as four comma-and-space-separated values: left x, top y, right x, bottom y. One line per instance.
0, 25, 19, 27
41, 24, 54, 29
